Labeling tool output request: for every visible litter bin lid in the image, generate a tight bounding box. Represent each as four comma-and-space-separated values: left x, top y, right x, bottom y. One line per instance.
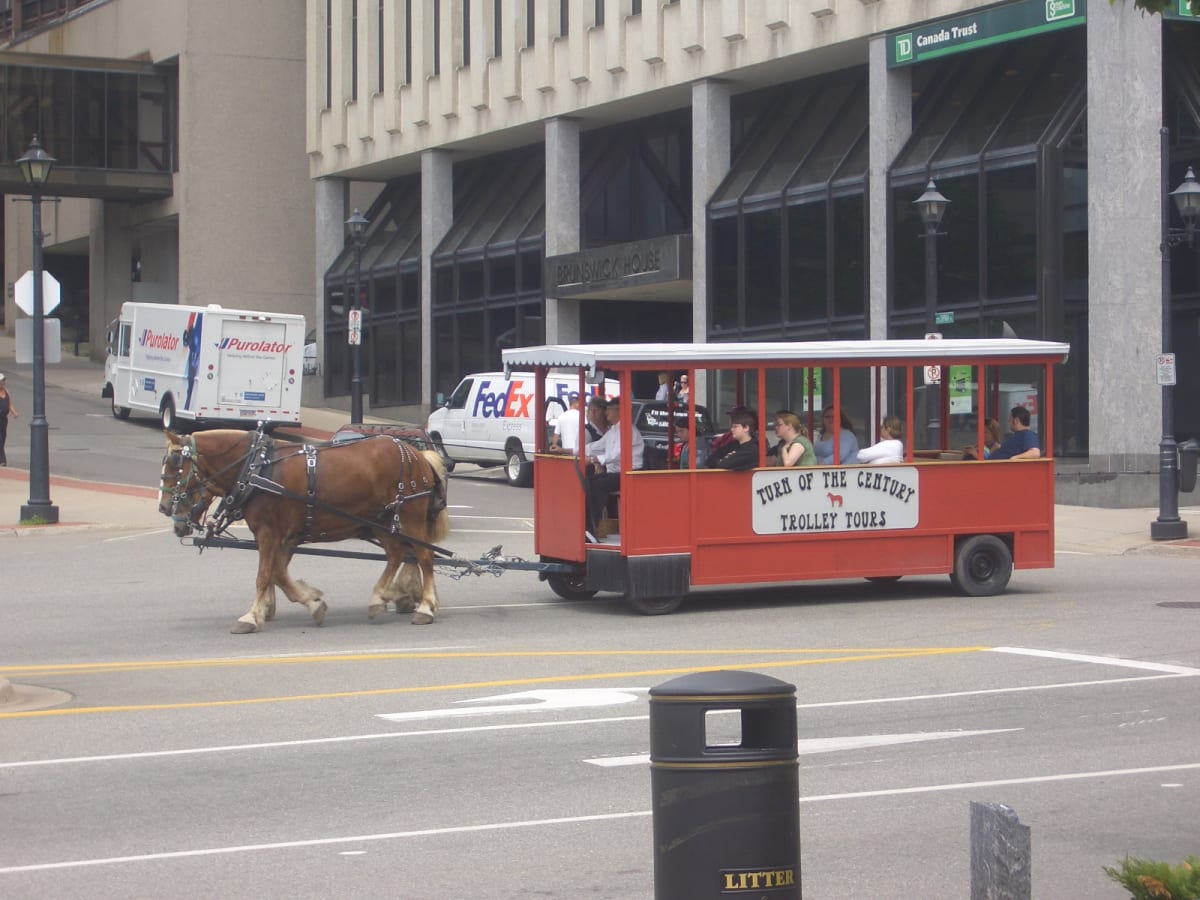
650, 669, 795, 698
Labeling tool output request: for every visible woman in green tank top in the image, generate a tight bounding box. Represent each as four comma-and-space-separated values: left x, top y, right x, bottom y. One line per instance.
773, 411, 816, 467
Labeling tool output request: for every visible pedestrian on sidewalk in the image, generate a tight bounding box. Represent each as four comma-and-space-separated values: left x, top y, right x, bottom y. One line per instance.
0, 373, 17, 466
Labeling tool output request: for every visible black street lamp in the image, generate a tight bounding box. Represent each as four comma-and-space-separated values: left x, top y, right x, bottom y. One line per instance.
914, 178, 950, 446
346, 207, 369, 425
16, 135, 58, 525
1151, 127, 1200, 540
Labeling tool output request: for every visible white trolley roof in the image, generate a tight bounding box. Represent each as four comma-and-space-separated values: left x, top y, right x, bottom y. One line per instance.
503, 339, 1070, 378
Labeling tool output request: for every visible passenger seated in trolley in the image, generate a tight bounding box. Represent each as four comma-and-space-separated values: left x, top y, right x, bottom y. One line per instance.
857, 415, 905, 465
962, 406, 1040, 460
584, 396, 644, 539
814, 407, 859, 465
710, 410, 759, 470
772, 411, 816, 467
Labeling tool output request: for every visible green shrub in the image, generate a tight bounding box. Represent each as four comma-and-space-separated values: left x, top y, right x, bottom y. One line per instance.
1104, 856, 1200, 899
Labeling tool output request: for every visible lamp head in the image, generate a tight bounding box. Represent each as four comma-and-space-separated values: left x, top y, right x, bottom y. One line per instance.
16, 135, 56, 187
913, 178, 950, 230
345, 208, 370, 243
1170, 167, 1200, 225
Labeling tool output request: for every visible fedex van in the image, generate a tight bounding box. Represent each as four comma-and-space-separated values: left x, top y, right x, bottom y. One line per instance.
427, 372, 616, 486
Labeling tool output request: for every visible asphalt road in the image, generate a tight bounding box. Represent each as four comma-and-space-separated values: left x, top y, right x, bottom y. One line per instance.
1, 379, 1198, 898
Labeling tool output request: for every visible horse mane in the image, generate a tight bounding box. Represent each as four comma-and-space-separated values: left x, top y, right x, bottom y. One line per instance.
420, 449, 451, 544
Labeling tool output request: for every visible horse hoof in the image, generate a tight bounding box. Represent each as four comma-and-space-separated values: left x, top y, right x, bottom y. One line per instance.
231, 621, 259, 635
411, 611, 435, 625
368, 603, 386, 620
312, 600, 327, 627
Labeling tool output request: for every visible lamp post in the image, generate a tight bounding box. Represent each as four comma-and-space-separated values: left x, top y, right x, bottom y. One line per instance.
16, 135, 59, 525
1151, 127, 1200, 540
346, 207, 369, 424
914, 178, 950, 446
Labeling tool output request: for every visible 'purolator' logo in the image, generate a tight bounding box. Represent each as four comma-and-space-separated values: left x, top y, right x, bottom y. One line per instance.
138, 329, 180, 351
218, 337, 292, 353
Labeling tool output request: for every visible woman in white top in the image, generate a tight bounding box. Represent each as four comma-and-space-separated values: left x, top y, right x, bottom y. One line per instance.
856, 415, 904, 465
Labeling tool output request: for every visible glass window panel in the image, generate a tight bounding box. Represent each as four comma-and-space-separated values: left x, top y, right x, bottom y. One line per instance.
434, 314, 458, 401
519, 249, 542, 293
374, 273, 398, 315
401, 321, 421, 404
832, 195, 865, 318
489, 307, 517, 369
73, 69, 107, 168
400, 267, 420, 312
986, 166, 1037, 299
372, 320, 400, 404
459, 311, 487, 376
787, 201, 826, 322
520, 303, 545, 346
434, 263, 454, 307
490, 254, 517, 297
460, 258, 485, 302
1062, 165, 1088, 303
137, 73, 170, 171
711, 216, 740, 332
744, 208, 782, 328
894, 57, 986, 171
106, 72, 139, 169
787, 85, 864, 190
891, 187, 925, 312
936, 174, 980, 305
711, 97, 805, 205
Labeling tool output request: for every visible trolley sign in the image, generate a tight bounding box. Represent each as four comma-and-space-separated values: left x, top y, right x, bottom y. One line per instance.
1157, 353, 1177, 386
348, 308, 363, 346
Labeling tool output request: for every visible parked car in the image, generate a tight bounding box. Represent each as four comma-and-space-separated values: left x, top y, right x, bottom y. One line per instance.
632, 400, 716, 469
331, 422, 455, 471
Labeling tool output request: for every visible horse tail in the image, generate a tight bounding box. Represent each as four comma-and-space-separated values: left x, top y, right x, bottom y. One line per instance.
421, 450, 451, 543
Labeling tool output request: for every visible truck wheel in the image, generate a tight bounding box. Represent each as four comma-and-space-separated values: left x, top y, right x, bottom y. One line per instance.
547, 572, 597, 601
626, 595, 684, 616
505, 444, 533, 487
160, 399, 176, 431
111, 394, 131, 420
952, 535, 1012, 597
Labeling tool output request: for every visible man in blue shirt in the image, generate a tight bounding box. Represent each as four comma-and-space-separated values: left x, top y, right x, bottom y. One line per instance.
989, 406, 1041, 460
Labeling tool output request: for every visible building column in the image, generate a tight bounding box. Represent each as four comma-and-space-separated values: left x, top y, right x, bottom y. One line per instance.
88, 200, 132, 358
422, 149, 453, 405
867, 36, 911, 342
692, 79, 730, 356
545, 117, 581, 344
1079, 0, 1162, 506
311, 177, 345, 400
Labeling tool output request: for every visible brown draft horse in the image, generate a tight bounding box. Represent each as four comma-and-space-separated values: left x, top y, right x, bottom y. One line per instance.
159, 429, 449, 634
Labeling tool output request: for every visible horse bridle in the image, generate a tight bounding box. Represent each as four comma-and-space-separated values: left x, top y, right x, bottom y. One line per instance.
161, 436, 211, 531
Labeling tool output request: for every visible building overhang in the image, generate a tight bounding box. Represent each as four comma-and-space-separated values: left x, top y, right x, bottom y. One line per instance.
546, 234, 693, 302
0, 165, 173, 200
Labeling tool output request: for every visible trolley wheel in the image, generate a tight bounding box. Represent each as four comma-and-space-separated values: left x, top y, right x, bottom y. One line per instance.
111, 394, 131, 420
626, 595, 684, 616
505, 444, 533, 487
160, 398, 177, 431
547, 572, 597, 601
865, 575, 902, 584
952, 535, 1012, 597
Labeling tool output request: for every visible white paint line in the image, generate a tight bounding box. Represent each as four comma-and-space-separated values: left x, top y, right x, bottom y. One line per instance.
378, 688, 645, 723
585, 729, 1022, 767
0, 715, 649, 770
991, 647, 1200, 676
102, 529, 172, 543
4, 762, 1199, 875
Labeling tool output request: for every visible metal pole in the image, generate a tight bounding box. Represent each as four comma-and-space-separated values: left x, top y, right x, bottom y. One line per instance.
20, 179, 59, 524
350, 237, 364, 425
1152, 126, 1186, 539
923, 223, 942, 449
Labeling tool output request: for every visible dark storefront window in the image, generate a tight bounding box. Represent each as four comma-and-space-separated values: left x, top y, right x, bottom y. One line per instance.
744, 208, 781, 328
787, 201, 826, 322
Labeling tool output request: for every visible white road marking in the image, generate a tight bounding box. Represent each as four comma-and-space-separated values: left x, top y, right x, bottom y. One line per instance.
585, 729, 1022, 767
991, 646, 1200, 676
102, 529, 173, 542
376, 688, 645, 723
4, 762, 1199, 874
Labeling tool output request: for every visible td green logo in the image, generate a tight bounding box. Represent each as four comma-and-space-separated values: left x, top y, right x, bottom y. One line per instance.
895, 33, 913, 63
1045, 0, 1074, 20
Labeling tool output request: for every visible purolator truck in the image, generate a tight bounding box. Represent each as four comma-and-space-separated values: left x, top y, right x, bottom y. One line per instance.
102, 302, 306, 430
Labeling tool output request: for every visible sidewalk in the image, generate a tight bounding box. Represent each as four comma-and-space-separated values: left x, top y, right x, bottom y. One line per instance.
2, 332, 1200, 552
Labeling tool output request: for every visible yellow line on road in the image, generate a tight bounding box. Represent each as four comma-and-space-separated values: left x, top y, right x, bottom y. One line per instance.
0, 647, 987, 679
0, 647, 984, 719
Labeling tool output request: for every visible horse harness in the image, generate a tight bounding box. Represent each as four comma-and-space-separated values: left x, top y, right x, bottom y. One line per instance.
174, 427, 445, 545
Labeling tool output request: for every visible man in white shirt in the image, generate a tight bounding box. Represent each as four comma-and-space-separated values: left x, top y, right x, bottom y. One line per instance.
551, 394, 583, 452
584, 397, 644, 538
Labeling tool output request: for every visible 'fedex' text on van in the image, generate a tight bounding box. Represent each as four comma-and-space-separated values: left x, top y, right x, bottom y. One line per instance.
473, 379, 533, 418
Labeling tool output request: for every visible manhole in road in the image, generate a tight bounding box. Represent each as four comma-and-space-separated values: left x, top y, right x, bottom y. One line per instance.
1157, 601, 1200, 609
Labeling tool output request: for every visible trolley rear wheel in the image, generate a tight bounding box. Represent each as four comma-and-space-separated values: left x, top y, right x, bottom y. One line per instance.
626, 595, 684, 616
547, 572, 597, 601
952, 535, 1012, 596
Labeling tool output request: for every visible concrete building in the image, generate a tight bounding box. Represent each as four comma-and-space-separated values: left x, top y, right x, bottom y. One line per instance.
2, 0, 313, 361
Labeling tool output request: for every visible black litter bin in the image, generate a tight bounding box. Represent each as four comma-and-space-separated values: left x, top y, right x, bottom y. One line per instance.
1179, 440, 1199, 493
649, 670, 801, 899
